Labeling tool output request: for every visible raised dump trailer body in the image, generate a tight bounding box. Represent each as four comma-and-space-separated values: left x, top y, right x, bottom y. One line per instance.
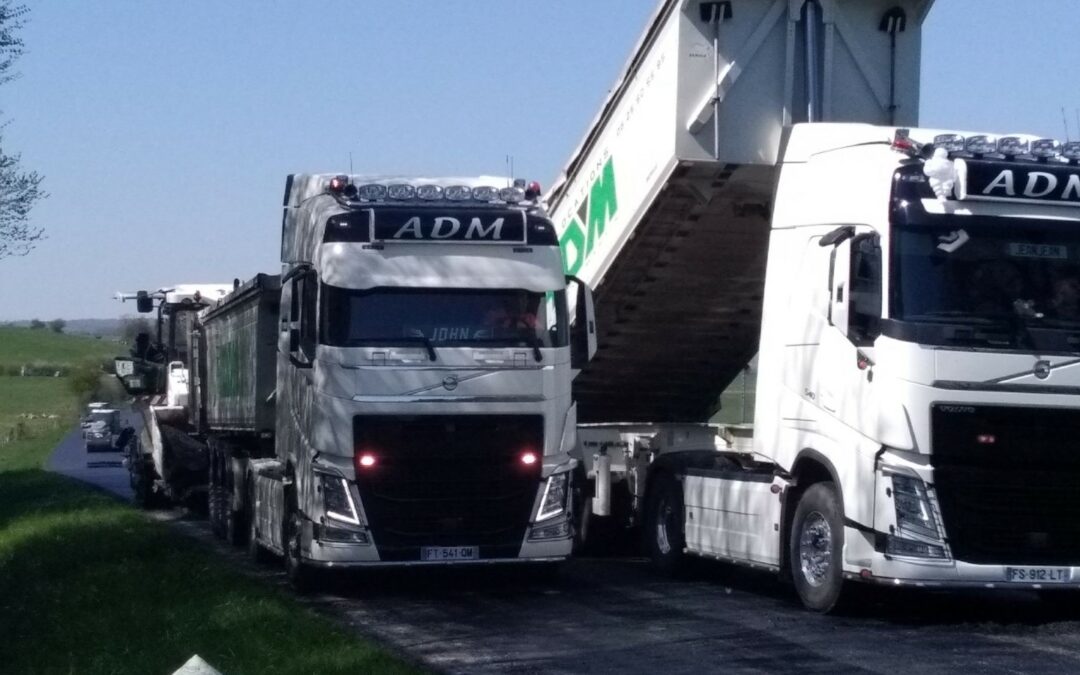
547, 0, 929, 421
563, 0, 1080, 612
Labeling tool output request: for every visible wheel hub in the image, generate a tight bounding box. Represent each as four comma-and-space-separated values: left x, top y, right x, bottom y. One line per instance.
798, 511, 832, 587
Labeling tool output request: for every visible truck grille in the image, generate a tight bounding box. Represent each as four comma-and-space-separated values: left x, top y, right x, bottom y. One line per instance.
352, 414, 543, 561
931, 404, 1080, 565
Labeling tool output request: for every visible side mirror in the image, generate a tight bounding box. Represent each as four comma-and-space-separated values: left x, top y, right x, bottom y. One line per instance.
136, 290, 154, 314
567, 275, 597, 369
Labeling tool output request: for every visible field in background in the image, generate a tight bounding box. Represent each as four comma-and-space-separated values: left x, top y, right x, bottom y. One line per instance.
0, 328, 419, 674
0, 325, 119, 373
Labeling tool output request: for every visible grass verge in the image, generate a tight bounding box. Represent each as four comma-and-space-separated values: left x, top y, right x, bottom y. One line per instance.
0, 381, 421, 675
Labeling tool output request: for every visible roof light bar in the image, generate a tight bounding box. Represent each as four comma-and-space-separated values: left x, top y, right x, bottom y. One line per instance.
1030, 139, 1061, 159
965, 135, 997, 155
996, 136, 1029, 157
416, 185, 443, 200
499, 187, 525, 203
933, 134, 966, 154
472, 186, 499, 201
444, 185, 472, 201
357, 184, 387, 200
387, 184, 416, 200
1061, 142, 1080, 162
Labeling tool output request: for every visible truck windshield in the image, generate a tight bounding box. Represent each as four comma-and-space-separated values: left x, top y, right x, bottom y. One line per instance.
320, 285, 569, 348
892, 218, 1080, 328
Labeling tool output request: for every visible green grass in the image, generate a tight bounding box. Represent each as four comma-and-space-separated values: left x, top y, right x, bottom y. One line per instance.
0, 325, 119, 371
0, 348, 421, 673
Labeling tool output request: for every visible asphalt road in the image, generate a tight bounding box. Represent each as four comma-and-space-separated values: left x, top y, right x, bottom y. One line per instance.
47, 408, 137, 501
49, 431, 1080, 675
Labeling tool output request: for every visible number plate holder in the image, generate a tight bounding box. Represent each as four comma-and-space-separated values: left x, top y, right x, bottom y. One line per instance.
421, 546, 479, 562
1005, 566, 1073, 584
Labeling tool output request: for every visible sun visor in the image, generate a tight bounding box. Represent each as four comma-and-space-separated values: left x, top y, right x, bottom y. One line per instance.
318, 244, 566, 292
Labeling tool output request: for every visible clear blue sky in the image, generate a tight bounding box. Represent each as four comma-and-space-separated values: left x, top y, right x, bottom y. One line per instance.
3, 0, 1080, 320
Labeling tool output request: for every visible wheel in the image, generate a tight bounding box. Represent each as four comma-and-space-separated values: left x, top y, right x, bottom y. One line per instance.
246, 479, 270, 564
208, 452, 226, 539
643, 472, 686, 575
283, 491, 318, 592
571, 466, 591, 555
790, 482, 845, 613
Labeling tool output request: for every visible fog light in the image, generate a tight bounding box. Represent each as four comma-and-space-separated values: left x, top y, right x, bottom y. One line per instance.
318, 524, 370, 544
529, 519, 571, 541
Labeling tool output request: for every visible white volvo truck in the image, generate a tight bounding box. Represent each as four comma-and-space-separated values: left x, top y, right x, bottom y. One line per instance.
553, 0, 1080, 611
189, 175, 596, 586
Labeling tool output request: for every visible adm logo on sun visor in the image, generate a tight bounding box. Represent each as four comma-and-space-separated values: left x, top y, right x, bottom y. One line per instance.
558, 157, 618, 275
372, 208, 526, 243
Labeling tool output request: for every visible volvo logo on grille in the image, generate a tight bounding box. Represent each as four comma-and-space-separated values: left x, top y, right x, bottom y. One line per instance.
1034, 360, 1052, 380
442, 375, 459, 391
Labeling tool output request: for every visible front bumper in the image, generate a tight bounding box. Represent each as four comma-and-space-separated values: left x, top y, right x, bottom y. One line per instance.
846, 527, 1080, 589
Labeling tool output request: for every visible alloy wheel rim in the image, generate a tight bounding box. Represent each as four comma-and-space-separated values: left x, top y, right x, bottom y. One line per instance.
799, 511, 832, 588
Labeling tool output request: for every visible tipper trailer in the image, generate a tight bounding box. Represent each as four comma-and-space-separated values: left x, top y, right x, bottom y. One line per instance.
121, 175, 599, 586
554, 0, 1080, 611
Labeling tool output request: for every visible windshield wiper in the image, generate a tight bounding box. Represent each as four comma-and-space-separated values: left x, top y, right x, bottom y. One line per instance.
469, 336, 543, 362
907, 311, 1005, 325
350, 336, 436, 361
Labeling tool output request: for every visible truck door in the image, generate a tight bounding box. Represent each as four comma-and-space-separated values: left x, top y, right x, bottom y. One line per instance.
818, 230, 882, 428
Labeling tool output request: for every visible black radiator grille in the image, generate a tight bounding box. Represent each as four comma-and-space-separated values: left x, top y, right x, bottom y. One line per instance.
931, 404, 1080, 565
352, 414, 543, 561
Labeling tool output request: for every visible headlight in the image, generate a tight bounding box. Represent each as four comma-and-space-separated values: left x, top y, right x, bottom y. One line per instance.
890, 473, 939, 540
536, 472, 569, 522
316, 471, 360, 526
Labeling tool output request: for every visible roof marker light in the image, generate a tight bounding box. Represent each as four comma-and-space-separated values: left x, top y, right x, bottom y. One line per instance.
525, 181, 543, 199
1061, 142, 1080, 163
997, 136, 1028, 157
416, 184, 443, 200
891, 128, 921, 156
357, 184, 387, 200
933, 134, 966, 154
472, 186, 499, 201
499, 186, 525, 203
1030, 139, 1061, 160
328, 175, 349, 193
387, 184, 416, 200
445, 185, 472, 201
965, 135, 997, 156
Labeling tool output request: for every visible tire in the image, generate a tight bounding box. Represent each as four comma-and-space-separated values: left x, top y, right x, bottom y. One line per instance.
246, 479, 270, 564
283, 491, 317, 592
571, 466, 591, 555
208, 452, 226, 539
790, 482, 846, 613
643, 472, 686, 575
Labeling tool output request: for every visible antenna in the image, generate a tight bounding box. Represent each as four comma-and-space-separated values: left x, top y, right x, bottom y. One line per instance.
506, 154, 514, 186
1062, 106, 1071, 142
349, 152, 354, 175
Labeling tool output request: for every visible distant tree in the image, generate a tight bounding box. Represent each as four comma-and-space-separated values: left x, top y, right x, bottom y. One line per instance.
121, 316, 154, 344
28, 318, 43, 329
48, 318, 65, 333
0, 2, 46, 260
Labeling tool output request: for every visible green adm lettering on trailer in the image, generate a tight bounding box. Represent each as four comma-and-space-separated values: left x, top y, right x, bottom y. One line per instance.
559, 157, 618, 275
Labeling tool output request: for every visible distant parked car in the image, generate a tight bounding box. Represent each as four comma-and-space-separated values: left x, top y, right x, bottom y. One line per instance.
80, 402, 110, 437
84, 408, 120, 452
